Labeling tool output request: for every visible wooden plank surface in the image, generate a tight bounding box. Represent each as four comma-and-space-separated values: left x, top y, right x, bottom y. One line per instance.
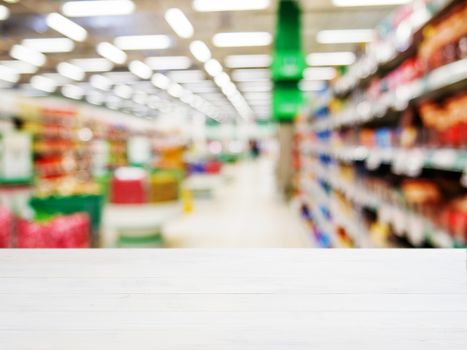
0, 249, 466, 349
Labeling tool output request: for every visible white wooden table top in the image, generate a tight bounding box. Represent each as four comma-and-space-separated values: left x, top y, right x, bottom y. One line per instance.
0, 249, 466, 350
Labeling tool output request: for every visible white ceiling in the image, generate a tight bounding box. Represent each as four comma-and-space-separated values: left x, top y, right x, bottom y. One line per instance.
0, 0, 396, 120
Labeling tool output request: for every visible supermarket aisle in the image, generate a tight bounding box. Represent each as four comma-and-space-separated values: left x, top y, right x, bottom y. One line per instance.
163, 158, 310, 248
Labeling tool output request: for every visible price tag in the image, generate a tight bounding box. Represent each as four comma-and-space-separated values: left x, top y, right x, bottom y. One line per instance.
393, 207, 408, 236
432, 230, 453, 248
365, 150, 381, 170
405, 149, 425, 177
391, 150, 406, 175
431, 149, 456, 170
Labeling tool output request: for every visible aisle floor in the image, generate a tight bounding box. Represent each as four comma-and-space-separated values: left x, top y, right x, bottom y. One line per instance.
164, 158, 310, 248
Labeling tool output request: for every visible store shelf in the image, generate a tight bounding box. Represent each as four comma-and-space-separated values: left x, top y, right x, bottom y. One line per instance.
314, 59, 467, 131
307, 161, 461, 248
334, 0, 457, 96
304, 144, 467, 174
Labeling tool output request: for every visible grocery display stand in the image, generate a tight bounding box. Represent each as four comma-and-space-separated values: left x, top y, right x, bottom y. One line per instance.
296, 0, 467, 248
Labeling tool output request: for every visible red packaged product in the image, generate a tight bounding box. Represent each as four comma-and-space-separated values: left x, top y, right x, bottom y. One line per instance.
0, 206, 14, 248
204, 161, 223, 174
110, 177, 148, 204
17, 219, 50, 248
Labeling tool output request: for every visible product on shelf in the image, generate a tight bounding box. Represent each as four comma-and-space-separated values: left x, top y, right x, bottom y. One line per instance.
0, 206, 13, 248
110, 168, 148, 204
16, 213, 90, 248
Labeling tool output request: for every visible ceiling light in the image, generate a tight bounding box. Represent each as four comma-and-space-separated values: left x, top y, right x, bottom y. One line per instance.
304, 67, 337, 80
30, 75, 57, 93
193, 0, 270, 12
214, 72, 231, 87
168, 70, 205, 83
151, 73, 170, 89
145, 56, 191, 70
114, 35, 171, 50
307, 51, 356, 66
114, 84, 133, 99
0, 60, 38, 74
168, 83, 183, 98
165, 8, 193, 39
104, 71, 137, 83
61, 84, 84, 100
42, 73, 71, 85
299, 80, 327, 92
0, 5, 10, 20
70, 58, 113, 72
129, 60, 152, 79
238, 81, 272, 92
46, 13, 88, 42
332, 0, 410, 6
183, 81, 217, 93
86, 91, 105, 105
221, 82, 237, 96
9, 45, 46, 67
243, 92, 271, 101
62, 0, 135, 17
232, 68, 270, 81
316, 29, 374, 43
0, 65, 19, 83
204, 59, 223, 77
224, 54, 271, 68
22, 38, 75, 53
57, 62, 85, 81
213, 32, 272, 47
189, 41, 211, 62
97, 42, 127, 64
90, 74, 112, 91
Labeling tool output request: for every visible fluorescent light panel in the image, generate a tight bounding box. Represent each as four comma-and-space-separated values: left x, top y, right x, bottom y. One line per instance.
97, 42, 127, 64
189, 41, 211, 62
224, 54, 271, 68
151, 73, 170, 89
193, 0, 270, 12
129, 60, 152, 79
46, 13, 88, 42
90, 74, 112, 91
204, 59, 223, 77
145, 56, 192, 70
9, 45, 46, 67
165, 8, 194, 38
183, 81, 217, 93
0, 65, 19, 83
114, 35, 171, 50
114, 84, 133, 99
0, 5, 9, 21
238, 81, 272, 92
307, 51, 356, 66
168, 70, 205, 83
213, 32, 272, 47
61, 84, 84, 99
57, 62, 85, 81
70, 58, 113, 72
317, 29, 374, 43
304, 67, 337, 80
22, 38, 75, 53
332, 0, 410, 6
232, 69, 270, 81
62, 0, 135, 17
0, 60, 38, 74
30, 75, 57, 92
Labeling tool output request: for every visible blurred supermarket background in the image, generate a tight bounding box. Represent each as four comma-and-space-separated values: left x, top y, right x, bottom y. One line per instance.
0, 0, 465, 249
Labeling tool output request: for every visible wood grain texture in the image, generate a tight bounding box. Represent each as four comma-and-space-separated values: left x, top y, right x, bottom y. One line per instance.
0, 249, 466, 349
